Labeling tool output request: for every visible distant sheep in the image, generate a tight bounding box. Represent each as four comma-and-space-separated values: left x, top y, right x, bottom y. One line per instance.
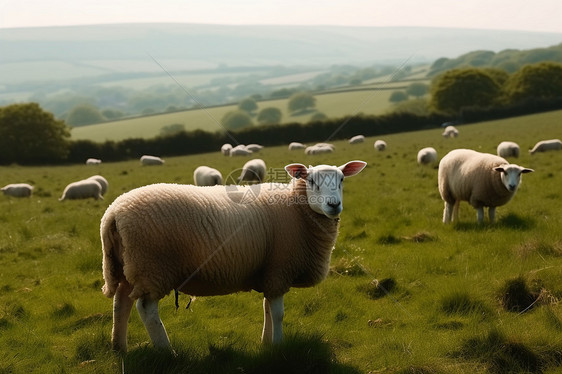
438, 149, 533, 224
246, 144, 264, 152
60, 179, 103, 201
238, 159, 266, 183
497, 141, 520, 158
87, 175, 109, 195
193, 166, 223, 186
86, 158, 102, 165
417, 147, 438, 165
140, 155, 164, 166
230, 145, 253, 156
221, 143, 232, 156
288, 142, 306, 150
100, 160, 367, 352
349, 135, 365, 144
1, 183, 33, 197
374, 140, 387, 151
529, 139, 562, 155
442, 126, 459, 138
305, 144, 334, 155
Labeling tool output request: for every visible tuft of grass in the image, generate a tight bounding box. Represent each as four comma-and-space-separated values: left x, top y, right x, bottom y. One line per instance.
515, 239, 562, 258
51, 303, 76, 319
401, 231, 436, 243
330, 256, 366, 277
377, 234, 401, 245
440, 290, 490, 316
498, 276, 537, 313
358, 278, 397, 300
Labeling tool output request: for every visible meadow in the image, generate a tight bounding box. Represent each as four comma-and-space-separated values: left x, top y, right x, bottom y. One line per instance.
1, 110, 561, 373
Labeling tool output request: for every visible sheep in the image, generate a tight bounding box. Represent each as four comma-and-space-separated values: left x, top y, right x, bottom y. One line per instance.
100, 160, 367, 352
349, 135, 365, 144
87, 175, 109, 195
288, 142, 306, 150
140, 155, 164, 166
374, 140, 387, 151
238, 159, 266, 183
497, 141, 520, 158
246, 144, 264, 153
417, 147, 438, 165
86, 158, 102, 165
1, 183, 33, 197
59, 179, 103, 201
230, 145, 253, 157
529, 139, 562, 155
221, 143, 232, 156
442, 126, 459, 138
193, 166, 223, 186
304, 143, 335, 155
438, 149, 533, 224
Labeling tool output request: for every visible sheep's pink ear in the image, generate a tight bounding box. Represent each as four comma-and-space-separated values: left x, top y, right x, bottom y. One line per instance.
521, 168, 534, 173
285, 163, 308, 179
340, 160, 367, 177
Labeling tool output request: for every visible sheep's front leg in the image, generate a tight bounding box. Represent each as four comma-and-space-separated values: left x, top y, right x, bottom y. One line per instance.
488, 207, 496, 224
443, 202, 453, 223
112, 281, 134, 352
476, 207, 485, 224
136, 297, 171, 350
261, 296, 284, 344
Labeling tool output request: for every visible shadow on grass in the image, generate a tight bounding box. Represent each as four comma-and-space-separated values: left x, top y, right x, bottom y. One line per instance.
453, 213, 535, 232
122, 334, 361, 374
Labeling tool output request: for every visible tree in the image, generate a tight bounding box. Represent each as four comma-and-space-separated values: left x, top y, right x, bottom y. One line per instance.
406, 83, 429, 98
257, 107, 282, 125
238, 98, 258, 114
221, 110, 253, 131
160, 123, 186, 136
389, 91, 408, 103
65, 104, 106, 126
429, 68, 502, 114
504, 62, 562, 103
288, 92, 316, 114
0, 103, 70, 164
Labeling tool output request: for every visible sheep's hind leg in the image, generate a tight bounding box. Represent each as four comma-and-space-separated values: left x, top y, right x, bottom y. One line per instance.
443, 202, 453, 223
488, 207, 496, 224
476, 207, 485, 224
136, 297, 171, 350
261, 296, 284, 344
112, 281, 134, 352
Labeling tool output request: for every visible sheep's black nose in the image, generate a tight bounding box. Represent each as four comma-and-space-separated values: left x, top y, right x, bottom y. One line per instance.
327, 201, 340, 208
508, 184, 517, 191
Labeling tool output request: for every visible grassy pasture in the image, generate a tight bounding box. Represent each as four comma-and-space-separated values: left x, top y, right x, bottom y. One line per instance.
1, 110, 562, 373
70, 87, 399, 142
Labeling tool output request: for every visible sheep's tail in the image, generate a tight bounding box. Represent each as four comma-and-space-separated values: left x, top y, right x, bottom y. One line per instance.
101, 215, 123, 298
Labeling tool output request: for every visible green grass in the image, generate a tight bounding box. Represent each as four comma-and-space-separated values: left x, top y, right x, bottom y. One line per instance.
1, 110, 562, 373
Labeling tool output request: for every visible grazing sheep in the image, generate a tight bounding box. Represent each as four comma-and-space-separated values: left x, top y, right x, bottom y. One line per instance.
101, 160, 367, 352
529, 139, 562, 155
246, 144, 264, 152
230, 145, 253, 156
374, 140, 387, 151
86, 158, 102, 165
438, 149, 533, 224
140, 155, 165, 166
193, 166, 223, 186
442, 126, 459, 138
417, 147, 438, 165
221, 143, 232, 156
1, 183, 33, 197
87, 175, 109, 195
349, 135, 365, 144
238, 159, 266, 183
59, 179, 103, 201
305, 143, 335, 155
288, 142, 306, 150
497, 141, 520, 158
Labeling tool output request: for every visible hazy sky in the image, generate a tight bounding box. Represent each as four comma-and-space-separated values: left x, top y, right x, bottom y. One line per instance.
1, 0, 561, 33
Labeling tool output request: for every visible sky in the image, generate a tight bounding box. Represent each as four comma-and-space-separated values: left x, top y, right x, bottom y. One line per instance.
1, 0, 562, 33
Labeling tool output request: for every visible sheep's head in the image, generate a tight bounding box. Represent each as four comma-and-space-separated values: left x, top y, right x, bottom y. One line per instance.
285, 160, 367, 219
493, 164, 534, 192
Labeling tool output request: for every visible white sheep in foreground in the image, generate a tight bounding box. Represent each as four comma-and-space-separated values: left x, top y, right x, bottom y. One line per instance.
59, 179, 103, 201
221, 143, 232, 156
238, 158, 266, 183
230, 145, 253, 156
442, 125, 459, 138
374, 140, 387, 151
438, 149, 533, 224
101, 160, 367, 352
140, 155, 165, 166
87, 175, 108, 195
417, 147, 438, 165
1, 183, 34, 197
497, 141, 520, 158
529, 139, 562, 155
86, 158, 102, 165
193, 166, 223, 186
288, 142, 306, 150
246, 144, 264, 152
349, 135, 365, 144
